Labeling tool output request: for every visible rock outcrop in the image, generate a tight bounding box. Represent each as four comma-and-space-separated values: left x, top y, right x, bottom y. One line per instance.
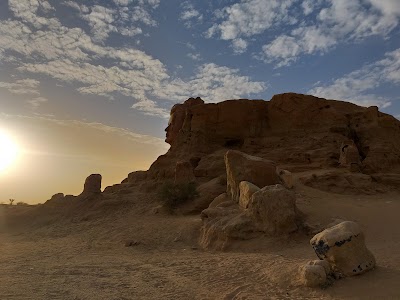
199, 151, 302, 250
225, 150, 280, 203
148, 93, 400, 184
82, 174, 102, 195
310, 221, 376, 277
238, 181, 260, 209
248, 184, 299, 235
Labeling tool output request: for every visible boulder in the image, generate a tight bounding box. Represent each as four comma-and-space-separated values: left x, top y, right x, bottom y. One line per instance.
82, 174, 102, 194
310, 221, 376, 277
277, 169, 294, 189
238, 181, 260, 209
199, 208, 259, 250
225, 150, 280, 203
248, 184, 299, 235
174, 160, 195, 184
299, 265, 327, 287
209, 193, 230, 208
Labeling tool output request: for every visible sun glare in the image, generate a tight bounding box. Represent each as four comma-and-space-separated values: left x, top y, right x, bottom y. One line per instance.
0, 131, 19, 172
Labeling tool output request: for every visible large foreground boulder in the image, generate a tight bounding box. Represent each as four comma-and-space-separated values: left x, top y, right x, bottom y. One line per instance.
310, 221, 376, 277
225, 150, 280, 203
248, 184, 299, 235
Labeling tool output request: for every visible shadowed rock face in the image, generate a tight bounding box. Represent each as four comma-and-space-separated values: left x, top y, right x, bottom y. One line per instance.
83, 174, 102, 194
148, 93, 400, 182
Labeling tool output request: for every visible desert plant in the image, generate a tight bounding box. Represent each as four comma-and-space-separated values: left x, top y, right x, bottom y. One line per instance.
9, 199, 14, 205
159, 181, 198, 211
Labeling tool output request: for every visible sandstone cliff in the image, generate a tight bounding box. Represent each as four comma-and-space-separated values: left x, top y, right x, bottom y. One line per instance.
146, 93, 400, 183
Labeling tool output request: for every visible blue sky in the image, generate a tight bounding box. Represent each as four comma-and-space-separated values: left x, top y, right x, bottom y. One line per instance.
0, 0, 400, 202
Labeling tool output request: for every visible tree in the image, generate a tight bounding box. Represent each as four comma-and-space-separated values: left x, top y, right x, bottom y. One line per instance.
9, 199, 14, 205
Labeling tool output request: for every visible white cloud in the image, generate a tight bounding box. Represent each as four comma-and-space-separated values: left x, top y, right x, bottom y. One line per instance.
180, 2, 203, 27
0, 79, 40, 96
187, 53, 201, 61
232, 38, 248, 54
2, 0, 267, 118
206, 0, 295, 51
64, 1, 158, 41
309, 48, 400, 108
262, 0, 400, 67
27, 97, 48, 108
367, 0, 400, 16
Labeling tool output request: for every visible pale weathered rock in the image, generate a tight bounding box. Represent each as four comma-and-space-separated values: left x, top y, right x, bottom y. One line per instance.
209, 193, 230, 208
299, 264, 327, 287
174, 160, 195, 184
248, 184, 299, 235
239, 181, 260, 209
310, 221, 376, 277
307, 260, 331, 275
225, 150, 280, 204
83, 174, 102, 194
199, 210, 259, 250
277, 169, 294, 189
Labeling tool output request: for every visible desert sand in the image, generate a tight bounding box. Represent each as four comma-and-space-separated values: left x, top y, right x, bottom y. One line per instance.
1, 93, 400, 299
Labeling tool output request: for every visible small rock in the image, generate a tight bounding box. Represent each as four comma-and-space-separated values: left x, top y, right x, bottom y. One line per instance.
125, 240, 140, 247
299, 264, 327, 287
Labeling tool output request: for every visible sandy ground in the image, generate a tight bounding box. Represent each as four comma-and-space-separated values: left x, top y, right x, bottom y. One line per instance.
1, 175, 400, 300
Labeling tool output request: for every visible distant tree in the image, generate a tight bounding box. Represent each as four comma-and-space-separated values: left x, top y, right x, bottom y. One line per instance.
9, 199, 14, 205
16, 202, 29, 206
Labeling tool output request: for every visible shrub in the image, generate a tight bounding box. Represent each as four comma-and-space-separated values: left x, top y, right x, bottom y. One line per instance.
159, 181, 198, 211
16, 202, 29, 206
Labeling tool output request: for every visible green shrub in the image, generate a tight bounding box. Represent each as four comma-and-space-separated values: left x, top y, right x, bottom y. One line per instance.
159, 181, 198, 211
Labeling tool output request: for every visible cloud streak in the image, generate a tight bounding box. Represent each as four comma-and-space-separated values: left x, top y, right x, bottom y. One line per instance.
309, 48, 400, 108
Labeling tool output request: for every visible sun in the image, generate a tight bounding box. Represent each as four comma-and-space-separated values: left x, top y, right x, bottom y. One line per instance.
0, 131, 19, 172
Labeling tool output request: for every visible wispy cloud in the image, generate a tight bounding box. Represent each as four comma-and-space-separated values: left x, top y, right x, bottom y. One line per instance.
1, 1, 266, 118
309, 48, 400, 108
180, 2, 203, 28
262, 0, 400, 67
206, 0, 296, 54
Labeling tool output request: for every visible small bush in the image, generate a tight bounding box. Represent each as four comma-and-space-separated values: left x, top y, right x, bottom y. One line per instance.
159, 181, 198, 211
16, 202, 29, 206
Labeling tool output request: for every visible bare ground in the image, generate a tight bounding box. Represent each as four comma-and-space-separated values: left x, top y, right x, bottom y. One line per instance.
1, 174, 400, 300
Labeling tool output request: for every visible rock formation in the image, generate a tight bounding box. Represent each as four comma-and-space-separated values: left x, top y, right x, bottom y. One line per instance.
225, 150, 280, 203
310, 221, 376, 277
82, 174, 102, 195
248, 184, 299, 235
199, 151, 301, 250
148, 93, 400, 185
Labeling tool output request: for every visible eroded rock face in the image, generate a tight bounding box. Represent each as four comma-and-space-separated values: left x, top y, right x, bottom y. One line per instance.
83, 174, 102, 194
339, 142, 361, 168
238, 181, 260, 209
248, 184, 299, 235
148, 93, 400, 185
165, 97, 204, 145
174, 160, 195, 184
225, 150, 280, 204
310, 221, 376, 277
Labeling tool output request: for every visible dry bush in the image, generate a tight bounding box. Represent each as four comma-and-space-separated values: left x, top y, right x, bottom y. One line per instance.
159, 181, 198, 211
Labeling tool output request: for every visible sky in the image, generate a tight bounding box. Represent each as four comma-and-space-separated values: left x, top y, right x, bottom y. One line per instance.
0, 0, 400, 204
